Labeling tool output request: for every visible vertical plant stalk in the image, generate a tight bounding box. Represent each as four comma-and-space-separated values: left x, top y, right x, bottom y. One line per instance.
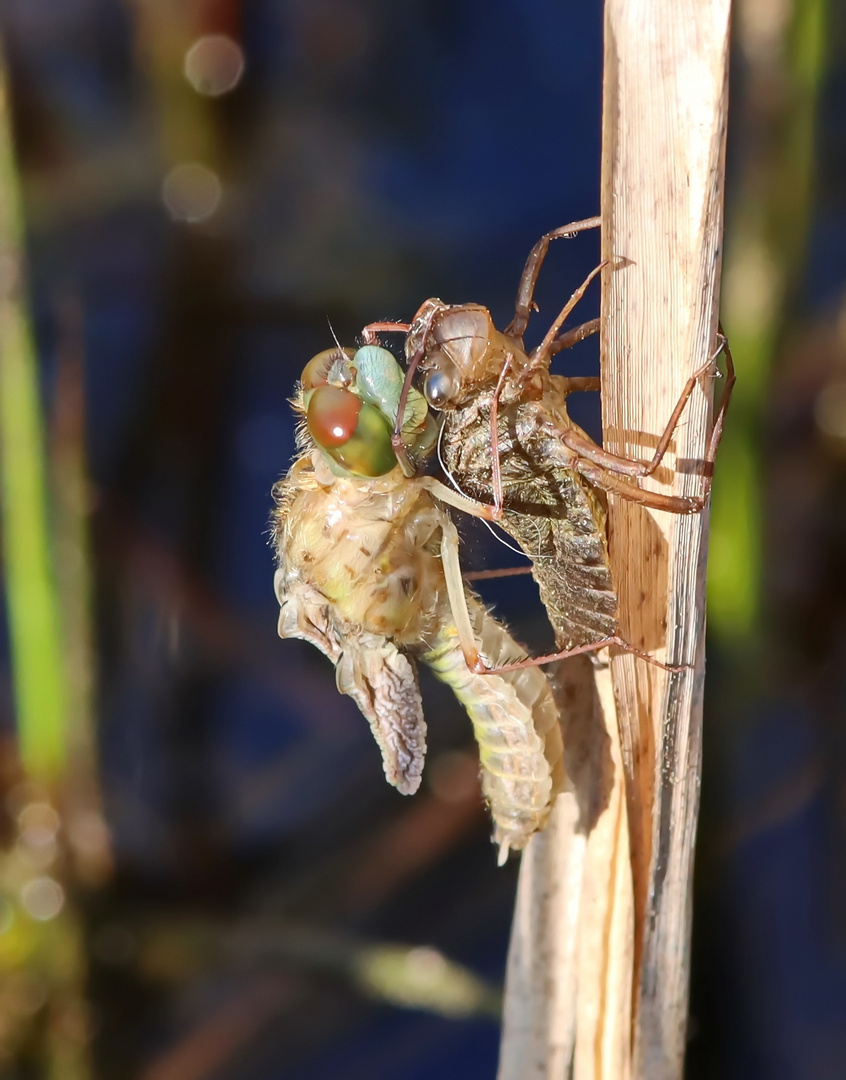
600, 1, 730, 1076
0, 53, 67, 784
499, 658, 634, 1080
0, 43, 93, 1080
710, 0, 827, 644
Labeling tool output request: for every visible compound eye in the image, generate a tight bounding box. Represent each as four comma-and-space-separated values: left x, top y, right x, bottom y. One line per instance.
307, 385, 361, 448
423, 368, 458, 408
301, 347, 354, 390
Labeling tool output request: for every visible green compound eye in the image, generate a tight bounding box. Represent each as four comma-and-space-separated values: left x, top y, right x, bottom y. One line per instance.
307, 385, 397, 477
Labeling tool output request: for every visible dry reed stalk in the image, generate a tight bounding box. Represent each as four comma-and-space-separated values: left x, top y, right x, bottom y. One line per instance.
499, 659, 634, 1080
600, 1, 731, 1075
499, 3, 730, 1077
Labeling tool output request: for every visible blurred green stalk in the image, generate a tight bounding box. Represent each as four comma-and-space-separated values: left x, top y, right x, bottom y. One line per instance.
0, 58, 68, 783
709, 0, 828, 644
0, 45, 93, 1080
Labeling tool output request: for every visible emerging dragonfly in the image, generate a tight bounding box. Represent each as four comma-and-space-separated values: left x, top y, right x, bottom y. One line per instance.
272, 343, 565, 861
362, 217, 735, 661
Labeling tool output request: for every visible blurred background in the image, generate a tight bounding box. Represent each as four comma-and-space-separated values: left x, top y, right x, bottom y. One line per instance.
0, 1, 843, 1077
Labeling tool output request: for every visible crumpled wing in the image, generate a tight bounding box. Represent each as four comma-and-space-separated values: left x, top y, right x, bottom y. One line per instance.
274, 568, 426, 795
334, 645, 426, 795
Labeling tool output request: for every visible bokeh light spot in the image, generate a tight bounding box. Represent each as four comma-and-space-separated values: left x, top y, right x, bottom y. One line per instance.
20, 877, 65, 922
184, 35, 245, 97
18, 801, 60, 847
162, 163, 222, 224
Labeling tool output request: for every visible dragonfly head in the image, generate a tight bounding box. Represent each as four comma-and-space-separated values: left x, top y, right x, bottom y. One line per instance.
299, 343, 435, 477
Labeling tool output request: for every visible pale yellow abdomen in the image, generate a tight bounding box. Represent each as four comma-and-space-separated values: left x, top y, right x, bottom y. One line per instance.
281, 470, 448, 646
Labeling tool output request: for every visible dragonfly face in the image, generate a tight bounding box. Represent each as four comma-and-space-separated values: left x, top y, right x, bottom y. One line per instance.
300, 343, 437, 477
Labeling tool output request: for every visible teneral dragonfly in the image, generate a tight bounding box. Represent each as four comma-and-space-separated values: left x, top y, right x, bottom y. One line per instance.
272, 343, 566, 860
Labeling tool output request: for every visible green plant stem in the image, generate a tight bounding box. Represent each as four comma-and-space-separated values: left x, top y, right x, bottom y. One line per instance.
709, 0, 828, 644
0, 53, 67, 783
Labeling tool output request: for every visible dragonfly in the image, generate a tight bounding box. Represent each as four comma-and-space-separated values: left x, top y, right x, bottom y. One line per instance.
362, 217, 735, 662
272, 342, 566, 861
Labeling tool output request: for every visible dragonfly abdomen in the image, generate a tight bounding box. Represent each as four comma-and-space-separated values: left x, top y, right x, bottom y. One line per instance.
421, 594, 565, 862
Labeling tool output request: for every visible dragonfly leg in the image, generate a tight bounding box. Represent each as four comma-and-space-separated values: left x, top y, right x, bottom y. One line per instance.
574, 463, 714, 515
470, 635, 688, 676
561, 333, 734, 477
441, 511, 686, 675
521, 261, 608, 382
389, 304, 443, 477
486, 354, 515, 517
463, 565, 534, 582
440, 515, 485, 670
506, 216, 601, 340
546, 334, 735, 513
549, 317, 600, 357
420, 475, 501, 522
361, 320, 411, 344
557, 375, 601, 394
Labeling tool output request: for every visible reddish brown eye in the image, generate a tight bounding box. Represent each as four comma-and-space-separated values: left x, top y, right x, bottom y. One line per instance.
307, 385, 362, 448
301, 347, 354, 391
